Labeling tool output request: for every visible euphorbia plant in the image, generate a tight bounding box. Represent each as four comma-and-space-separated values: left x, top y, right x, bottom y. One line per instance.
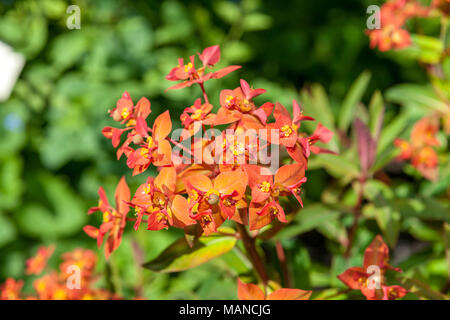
84, 45, 335, 297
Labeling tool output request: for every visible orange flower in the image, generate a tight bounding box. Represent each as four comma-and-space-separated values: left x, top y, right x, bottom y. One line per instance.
338, 235, 407, 300
246, 163, 306, 230
298, 122, 335, 158
166, 45, 241, 91
59, 248, 97, 280
123, 110, 173, 175
410, 117, 440, 147
33, 272, 67, 300
237, 279, 311, 300
394, 138, 413, 159
25, 245, 55, 275
183, 170, 248, 234
83, 176, 130, 259
367, 0, 430, 51
394, 117, 440, 181
0, 278, 23, 300
129, 167, 188, 231
180, 98, 213, 131
102, 92, 151, 159
1, 247, 127, 300
411, 145, 438, 181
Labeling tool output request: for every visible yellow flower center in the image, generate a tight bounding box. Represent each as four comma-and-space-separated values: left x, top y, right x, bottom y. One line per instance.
222, 197, 234, 207
53, 289, 67, 300
37, 281, 46, 292
191, 202, 200, 214
156, 212, 167, 223
134, 207, 142, 217
240, 99, 252, 112
140, 148, 149, 158
269, 206, 279, 216
388, 287, 397, 299
143, 183, 151, 194
232, 141, 245, 156
146, 136, 154, 149
152, 192, 166, 207
121, 108, 130, 119
126, 119, 136, 127
184, 62, 193, 73
103, 211, 111, 223
189, 189, 199, 203
191, 109, 203, 120
260, 181, 271, 193
202, 215, 211, 223
225, 95, 234, 107
281, 125, 293, 137
358, 276, 368, 286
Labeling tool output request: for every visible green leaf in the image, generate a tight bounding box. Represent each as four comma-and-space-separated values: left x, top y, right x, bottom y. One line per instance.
391, 197, 450, 223
307, 153, 359, 180
377, 111, 411, 156
243, 13, 272, 32
399, 276, 449, 300
0, 156, 23, 210
17, 173, 86, 238
276, 204, 341, 239
368, 90, 384, 139
300, 84, 339, 150
143, 233, 237, 273
338, 71, 371, 132
300, 84, 335, 130
445, 223, 450, 281
403, 218, 442, 242
291, 246, 311, 289
0, 213, 17, 247
385, 84, 448, 113
317, 218, 348, 246
411, 34, 444, 64
364, 204, 400, 247
219, 247, 252, 276
213, 1, 241, 24
222, 41, 253, 63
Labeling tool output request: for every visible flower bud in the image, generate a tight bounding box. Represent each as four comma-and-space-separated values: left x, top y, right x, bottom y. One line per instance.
112, 110, 122, 122
133, 134, 144, 145
207, 193, 220, 205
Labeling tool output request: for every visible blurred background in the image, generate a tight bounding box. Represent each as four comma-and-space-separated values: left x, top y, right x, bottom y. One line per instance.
0, 0, 447, 299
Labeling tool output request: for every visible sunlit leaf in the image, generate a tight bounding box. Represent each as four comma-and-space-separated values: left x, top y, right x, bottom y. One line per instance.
143, 232, 237, 273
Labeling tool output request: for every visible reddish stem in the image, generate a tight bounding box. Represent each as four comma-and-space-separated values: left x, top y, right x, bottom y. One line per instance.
199, 82, 209, 104
236, 223, 269, 284
276, 240, 292, 288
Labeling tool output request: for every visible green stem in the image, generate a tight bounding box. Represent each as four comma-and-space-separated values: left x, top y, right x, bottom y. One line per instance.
344, 179, 365, 258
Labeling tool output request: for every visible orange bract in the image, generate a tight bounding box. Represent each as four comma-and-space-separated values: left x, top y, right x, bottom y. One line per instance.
237, 279, 311, 300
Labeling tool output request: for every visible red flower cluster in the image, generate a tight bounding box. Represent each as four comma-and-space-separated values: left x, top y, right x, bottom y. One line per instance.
87, 45, 334, 259
367, 0, 431, 51
1, 246, 120, 300
338, 235, 407, 300
394, 116, 441, 181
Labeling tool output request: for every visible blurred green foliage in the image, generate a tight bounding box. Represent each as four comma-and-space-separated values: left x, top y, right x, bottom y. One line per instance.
0, 0, 448, 299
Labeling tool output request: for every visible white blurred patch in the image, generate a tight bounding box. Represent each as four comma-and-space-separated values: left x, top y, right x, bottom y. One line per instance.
0, 41, 25, 101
